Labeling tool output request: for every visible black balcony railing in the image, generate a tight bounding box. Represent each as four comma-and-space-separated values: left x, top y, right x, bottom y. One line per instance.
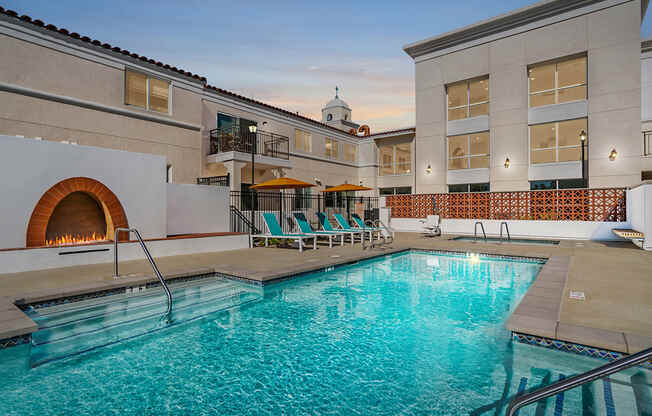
209, 127, 289, 160
197, 174, 230, 187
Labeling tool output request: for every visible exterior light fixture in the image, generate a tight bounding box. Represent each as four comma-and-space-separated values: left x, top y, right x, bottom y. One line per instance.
504, 157, 510, 168
249, 125, 257, 133
425, 164, 432, 174
579, 130, 587, 142
609, 148, 617, 161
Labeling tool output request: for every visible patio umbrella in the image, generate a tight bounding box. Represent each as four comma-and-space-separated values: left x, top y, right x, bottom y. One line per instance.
250, 177, 316, 232
321, 183, 373, 224
321, 183, 373, 192
250, 177, 315, 190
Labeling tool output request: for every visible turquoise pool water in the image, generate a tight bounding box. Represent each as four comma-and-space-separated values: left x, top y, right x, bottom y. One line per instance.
0, 251, 648, 415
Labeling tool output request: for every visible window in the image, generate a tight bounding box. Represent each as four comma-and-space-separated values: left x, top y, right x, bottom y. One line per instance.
379, 187, 411, 195
166, 165, 173, 183
530, 179, 587, 190
529, 56, 586, 107
448, 183, 489, 193
645, 132, 652, 156
125, 70, 170, 113
327, 114, 333, 121
325, 138, 338, 159
643, 171, 652, 181
447, 132, 490, 170
530, 118, 586, 164
378, 143, 412, 176
344, 143, 357, 162
447, 77, 489, 121
295, 130, 312, 153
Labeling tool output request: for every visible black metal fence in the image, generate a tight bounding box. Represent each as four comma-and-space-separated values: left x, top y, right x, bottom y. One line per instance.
209, 127, 289, 160
230, 191, 379, 234
197, 174, 230, 187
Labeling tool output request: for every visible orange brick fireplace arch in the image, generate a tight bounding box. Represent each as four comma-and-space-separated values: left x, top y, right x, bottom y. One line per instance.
26, 177, 129, 247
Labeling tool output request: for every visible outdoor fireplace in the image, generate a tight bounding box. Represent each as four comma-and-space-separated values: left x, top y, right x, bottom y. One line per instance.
26, 177, 129, 247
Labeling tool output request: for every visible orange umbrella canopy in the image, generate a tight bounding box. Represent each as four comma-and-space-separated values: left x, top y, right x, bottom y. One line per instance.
321, 183, 373, 193
249, 177, 316, 190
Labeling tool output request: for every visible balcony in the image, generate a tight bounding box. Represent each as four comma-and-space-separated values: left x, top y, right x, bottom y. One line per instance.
209, 127, 289, 160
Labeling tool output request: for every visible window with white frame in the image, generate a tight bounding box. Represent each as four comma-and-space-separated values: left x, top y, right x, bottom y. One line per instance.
447, 77, 489, 121
644, 131, 652, 156
530, 118, 587, 164
295, 129, 312, 153
125, 70, 170, 113
378, 143, 411, 176
325, 138, 338, 159
528, 56, 587, 108
344, 143, 357, 162
447, 131, 490, 170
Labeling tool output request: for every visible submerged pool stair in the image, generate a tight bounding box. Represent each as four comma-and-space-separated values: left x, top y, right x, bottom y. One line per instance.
495, 348, 652, 416
26, 277, 262, 367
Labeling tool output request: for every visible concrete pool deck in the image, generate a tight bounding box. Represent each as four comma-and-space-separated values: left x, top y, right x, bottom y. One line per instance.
0, 233, 650, 355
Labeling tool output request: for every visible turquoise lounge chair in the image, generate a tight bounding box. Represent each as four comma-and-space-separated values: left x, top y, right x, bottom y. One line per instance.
316, 212, 361, 246
333, 213, 377, 243
292, 212, 344, 248
252, 212, 317, 252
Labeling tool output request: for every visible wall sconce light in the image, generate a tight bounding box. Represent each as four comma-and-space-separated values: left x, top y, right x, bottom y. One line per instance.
609, 148, 617, 161
248, 124, 257, 133
425, 164, 432, 174
504, 157, 510, 168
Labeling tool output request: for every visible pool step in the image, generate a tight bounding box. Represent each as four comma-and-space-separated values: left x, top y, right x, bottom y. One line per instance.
491, 366, 652, 415
29, 278, 261, 367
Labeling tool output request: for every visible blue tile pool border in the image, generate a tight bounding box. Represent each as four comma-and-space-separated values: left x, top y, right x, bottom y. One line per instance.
0, 333, 30, 349
513, 332, 652, 370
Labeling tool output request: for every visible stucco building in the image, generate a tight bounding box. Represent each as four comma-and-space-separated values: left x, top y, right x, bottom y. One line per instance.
404, 0, 650, 193
0, 7, 418, 198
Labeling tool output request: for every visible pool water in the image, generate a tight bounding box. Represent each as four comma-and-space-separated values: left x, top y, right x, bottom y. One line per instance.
0, 251, 649, 415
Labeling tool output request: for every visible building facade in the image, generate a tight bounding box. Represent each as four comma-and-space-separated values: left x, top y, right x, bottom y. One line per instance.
0, 7, 420, 199
404, 0, 649, 193
6, 1, 649, 199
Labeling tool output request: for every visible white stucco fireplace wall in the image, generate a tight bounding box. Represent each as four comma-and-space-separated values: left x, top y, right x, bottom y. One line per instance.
0, 135, 167, 250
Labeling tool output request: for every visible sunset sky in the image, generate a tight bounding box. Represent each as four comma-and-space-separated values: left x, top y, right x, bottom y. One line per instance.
5, 0, 652, 132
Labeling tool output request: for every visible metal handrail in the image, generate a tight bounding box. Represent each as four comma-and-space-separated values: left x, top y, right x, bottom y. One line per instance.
500, 221, 511, 241
113, 228, 172, 317
230, 205, 260, 234
474, 222, 486, 242
374, 219, 395, 244
506, 346, 652, 416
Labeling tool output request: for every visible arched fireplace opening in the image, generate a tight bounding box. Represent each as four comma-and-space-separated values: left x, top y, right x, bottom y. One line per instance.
26, 177, 128, 247
45, 191, 109, 246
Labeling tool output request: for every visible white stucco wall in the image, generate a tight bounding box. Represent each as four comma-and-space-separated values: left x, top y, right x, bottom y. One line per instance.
0, 234, 249, 274
0, 135, 167, 249
628, 182, 652, 249
167, 183, 229, 235
390, 218, 629, 241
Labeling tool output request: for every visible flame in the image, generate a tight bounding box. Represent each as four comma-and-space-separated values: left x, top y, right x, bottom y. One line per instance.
45, 232, 107, 247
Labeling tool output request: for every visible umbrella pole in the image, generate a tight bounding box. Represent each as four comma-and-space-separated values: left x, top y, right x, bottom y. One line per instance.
280, 189, 283, 233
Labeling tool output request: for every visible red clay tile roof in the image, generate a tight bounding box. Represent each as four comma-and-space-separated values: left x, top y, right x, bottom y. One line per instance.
0, 5, 360, 138
367, 127, 416, 137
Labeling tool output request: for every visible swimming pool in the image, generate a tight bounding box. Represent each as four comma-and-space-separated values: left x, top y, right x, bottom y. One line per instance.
0, 251, 648, 415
